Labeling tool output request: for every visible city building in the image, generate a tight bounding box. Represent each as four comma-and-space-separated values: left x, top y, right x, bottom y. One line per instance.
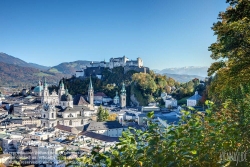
187, 91, 202, 107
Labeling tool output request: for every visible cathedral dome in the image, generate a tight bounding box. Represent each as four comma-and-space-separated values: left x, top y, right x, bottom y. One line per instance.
61, 94, 73, 101
34, 86, 43, 93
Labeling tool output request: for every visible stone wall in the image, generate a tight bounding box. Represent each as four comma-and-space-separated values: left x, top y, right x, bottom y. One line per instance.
124, 66, 150, 74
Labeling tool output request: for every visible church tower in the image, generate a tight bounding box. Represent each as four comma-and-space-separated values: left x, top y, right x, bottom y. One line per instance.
42, 77, 49, 104
58, 80, 65, 103
88, 76, 94, 106
41, 103, 57, 127
120, 82, 126, 108
38, 79, 42, 96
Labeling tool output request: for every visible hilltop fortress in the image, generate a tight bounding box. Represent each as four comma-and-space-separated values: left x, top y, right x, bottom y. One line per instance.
76, 56, 149, 78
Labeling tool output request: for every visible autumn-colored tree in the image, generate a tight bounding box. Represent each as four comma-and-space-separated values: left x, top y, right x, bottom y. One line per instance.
107, 113, 117, 121
208, 0, 250, 101
97, 106, 109, 122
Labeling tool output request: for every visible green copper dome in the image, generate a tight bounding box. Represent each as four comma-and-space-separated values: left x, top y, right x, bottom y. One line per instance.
34, 86, 43, 92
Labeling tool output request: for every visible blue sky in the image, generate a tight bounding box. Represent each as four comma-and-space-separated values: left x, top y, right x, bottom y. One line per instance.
0, 0, 228, 70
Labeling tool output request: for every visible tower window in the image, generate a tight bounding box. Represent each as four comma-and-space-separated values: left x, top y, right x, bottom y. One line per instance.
69, 120, 72, 125
52, 113, 54, 118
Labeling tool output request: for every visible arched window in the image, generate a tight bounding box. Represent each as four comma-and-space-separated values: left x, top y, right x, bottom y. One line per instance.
43, 114, 46, 118
51, 113, 54, 118
52, 123, 54, 127
69, 120, 72, 125
57, 121, 60, 125
81, 119, 84, 125
43, 123, 45, 127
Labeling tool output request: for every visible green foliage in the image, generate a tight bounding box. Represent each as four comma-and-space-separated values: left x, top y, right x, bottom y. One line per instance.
208, 0, 250, 101
63, 99, 250, 167
63, 67, 137, 102
177, 97, 189, 105
131, 71, 205, 106
97, 105, 109, 122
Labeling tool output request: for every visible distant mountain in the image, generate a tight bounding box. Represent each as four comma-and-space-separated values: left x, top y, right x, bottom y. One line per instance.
0, 52, 50, 70
28, 62, 50, 70
155, 66, 209, 77
163, 73, 205, 83
0, 52, 69, 86
48, 60, 93, 75
0, 52, 30, 67
0, 61, 69, 86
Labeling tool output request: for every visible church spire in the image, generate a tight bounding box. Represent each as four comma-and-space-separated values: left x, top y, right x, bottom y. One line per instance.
121, 82, 126, 95
60, 80, 65, 90
43, 77, 48, 90
38, 79, 41, 86
88, 76, 94, 106
120, 82, 126, 108
89, 75, 93, 91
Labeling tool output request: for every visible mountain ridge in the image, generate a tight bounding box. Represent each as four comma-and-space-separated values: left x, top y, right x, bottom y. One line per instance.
0, 52, 208, 85
163, 73, 205, 83
153, 66, 209, 77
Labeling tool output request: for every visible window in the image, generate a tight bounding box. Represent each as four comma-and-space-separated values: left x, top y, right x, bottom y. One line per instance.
69, 120, 72, 125
81, 119, 84, 125
43, 114, 46, 118
51, 113, 54, 118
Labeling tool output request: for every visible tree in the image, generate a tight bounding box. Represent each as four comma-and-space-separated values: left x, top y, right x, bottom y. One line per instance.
107, 113, 117, 121
208, 0, 250, 101
66, 100, 250, 166
97, 106, 109, 122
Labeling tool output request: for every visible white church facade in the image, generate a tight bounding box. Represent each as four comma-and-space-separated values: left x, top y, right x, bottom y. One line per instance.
39, 77, 96, 128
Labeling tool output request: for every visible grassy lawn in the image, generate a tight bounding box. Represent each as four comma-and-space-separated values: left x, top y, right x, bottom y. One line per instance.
178, 97, 189, 105
48, 68, 62, 73
35, 72, 53, 77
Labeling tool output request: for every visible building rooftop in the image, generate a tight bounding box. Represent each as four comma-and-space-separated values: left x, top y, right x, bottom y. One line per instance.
81, 131, 119, 142
187, 91, 202, 101
73, 95, 89, 106
86, 121, 123, 131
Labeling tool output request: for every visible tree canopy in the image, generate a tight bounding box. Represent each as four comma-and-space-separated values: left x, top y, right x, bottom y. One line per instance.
208, 0, 250, 101
97, 105, 109, 122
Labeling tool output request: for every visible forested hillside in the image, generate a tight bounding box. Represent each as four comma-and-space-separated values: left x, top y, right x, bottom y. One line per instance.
48, 60, 93, 74
0, 62, 68, 86
64, 67, 206, 106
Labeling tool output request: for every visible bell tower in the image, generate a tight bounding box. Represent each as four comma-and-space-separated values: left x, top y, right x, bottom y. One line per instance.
120, 82, 126, 108
88, 76, 94, 106
58, 80, 65, 102
41, 77, 49, 104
